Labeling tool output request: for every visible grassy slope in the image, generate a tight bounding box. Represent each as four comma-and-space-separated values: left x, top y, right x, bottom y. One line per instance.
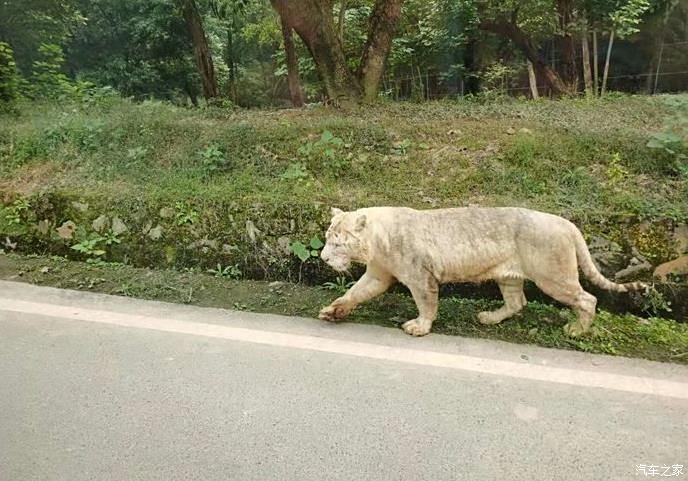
1, 253, 686, 364
1, 94, 686, 221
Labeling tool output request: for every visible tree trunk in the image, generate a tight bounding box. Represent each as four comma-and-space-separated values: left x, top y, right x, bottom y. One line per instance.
271, 0, 360, 105
581, 21, 593, 98
357, 0, 403, 102
601, 28, 614, 95
527, 60, 539, 99
592, 30, 599, 96
480, 18, 570, 95
557, 0, 578, 93
178, 0, 219, 100
280, 17, 305, 107
338, 0, 347, 45
226, 28, 238, 101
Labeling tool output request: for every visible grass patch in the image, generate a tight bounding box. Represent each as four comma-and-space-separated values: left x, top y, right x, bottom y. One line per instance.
1, 252, 686, 365
1, 94, 686, 219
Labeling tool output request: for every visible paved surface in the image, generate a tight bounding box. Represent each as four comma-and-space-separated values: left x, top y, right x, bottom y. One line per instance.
0, 281, 686, 481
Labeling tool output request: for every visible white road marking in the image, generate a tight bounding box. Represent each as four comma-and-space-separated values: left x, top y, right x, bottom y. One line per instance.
1, 297, 687, 399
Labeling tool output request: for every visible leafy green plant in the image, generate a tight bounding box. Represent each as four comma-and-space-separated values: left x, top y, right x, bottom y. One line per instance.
605, 152, 628, 185
641, 285, 672, 317
322, 276, 355, 294
288, 236, 324, 262
198, 143, 227, 175
71, 236, 106, 258
392, 139, 412, 155
175, 202, 199, 225
4, 198, 30, 225
101, 230, 122, 246
126, 146, 148, 163
0, 42, 20, 111
280, 162, 310, 181
207, 263, 242, 279
298, 130, 348, 176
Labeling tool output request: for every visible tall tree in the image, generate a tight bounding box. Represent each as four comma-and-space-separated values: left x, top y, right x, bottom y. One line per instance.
270, 0, 404, 104
279, 16, 305, 107
178, 0, 220, 99
478, 3, 571, 95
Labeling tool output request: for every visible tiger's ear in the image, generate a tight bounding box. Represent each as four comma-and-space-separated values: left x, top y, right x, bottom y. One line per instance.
330, 207, 344, 218
354, 214, 367, 232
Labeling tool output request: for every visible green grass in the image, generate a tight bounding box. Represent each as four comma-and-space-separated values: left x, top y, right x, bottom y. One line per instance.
1, 252, 686, 364
1, 94, 686, 220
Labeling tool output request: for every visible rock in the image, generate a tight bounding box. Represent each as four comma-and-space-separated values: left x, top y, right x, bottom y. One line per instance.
653, 255, 688, 282
615, 261, 652, 282
245, 220, 260, 242
672, 224, 688, 255
159, 207, 175, 219
269, 281, 285, 288
222, 244, 239, 254
506, 127, 516, 135
56, 221, 76, 240
189, 238, 219, 252
91, 215, 109, 233
39, 266, 50, 274
519, 127, 533, 135
588, 236, 626, 276
277, 236, 292, 255
71, 201, 89, 212
447, 129, 462, 136
111, 216, 128, 235
147, 225, 163, 241
36, 219, 51, 236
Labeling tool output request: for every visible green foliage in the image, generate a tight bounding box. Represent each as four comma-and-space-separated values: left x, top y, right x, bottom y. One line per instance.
198, 143, 228, 175
289, 237, 324, 263
175, 202, 200, 225
207, 263, 242, 279
71, 236, 107, 258
0, 42, 20, 109
322, 276, 355, 294
280, 162, 310, 181
28, 43, 76, 99
298, 130, 349, 176
647, 96, 688, 176
605, 152, 629, 185
70, 229, 122, 261
4, 199, 30, 226
641, 285, 672, 317
609, 0, 653, 37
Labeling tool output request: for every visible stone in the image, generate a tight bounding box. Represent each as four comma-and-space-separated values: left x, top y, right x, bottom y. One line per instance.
672, 224, 688, 255
277, 236, 292, 255
615, 261, 652, 282
159, 207, 175, 219
653, 255, 688, 282
588, 236, 626, 276
91, 215, 109, 233
519, 128, 533, 134
222, 244, 239, 254
56, 221, 76, 240
36, 220, 51, 236
147, 225, 163, 241
111, 216, 128, 235
506, 127, 516, 135
245, 220, 260, 242
71, 201, 89, 212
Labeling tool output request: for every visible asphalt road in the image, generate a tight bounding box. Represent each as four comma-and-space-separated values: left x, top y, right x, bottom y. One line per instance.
1, 281, 686, 481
